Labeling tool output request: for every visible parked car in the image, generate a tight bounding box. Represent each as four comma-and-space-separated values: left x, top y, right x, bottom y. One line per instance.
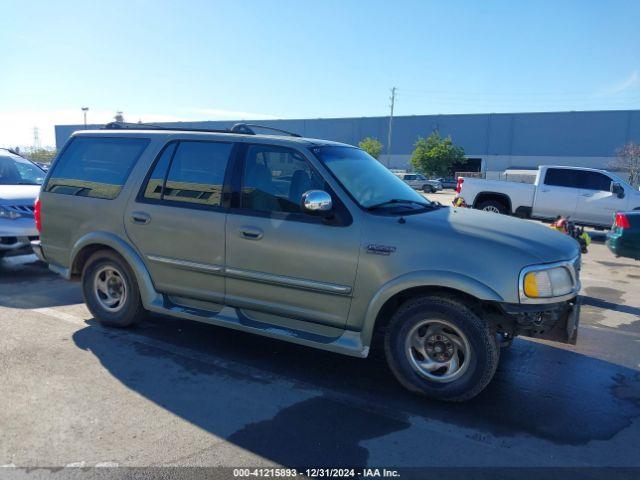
607, 212, 640, 260
0, 149, 45, 258
435, 177, 457, 189
34, 124, 581, 402
396, 173, 442, 193
457, 166, 640, 228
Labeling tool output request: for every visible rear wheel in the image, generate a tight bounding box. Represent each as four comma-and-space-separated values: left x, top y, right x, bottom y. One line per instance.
477, 200, 507, 214
81, 250, 145, 327
384, 295, 499, 402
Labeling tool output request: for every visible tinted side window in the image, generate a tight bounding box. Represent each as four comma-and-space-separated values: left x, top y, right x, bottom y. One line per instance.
240, 145, 325, 214
163, 141, 232, 206
575, 171, 612, 191
143, 143, 177, 200
46, 136, 149, 199
544, 168, 576, 188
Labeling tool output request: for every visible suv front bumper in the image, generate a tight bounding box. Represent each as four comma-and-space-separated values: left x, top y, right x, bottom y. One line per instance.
0, 235, 39, 257
1, 217, 39, 257
499, 297, 580, 345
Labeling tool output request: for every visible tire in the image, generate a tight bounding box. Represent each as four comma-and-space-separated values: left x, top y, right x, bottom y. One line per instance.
81, 250, 145, 328
477, 200, 507, 214
422, 184, 434, 193
384, 295, 499, 402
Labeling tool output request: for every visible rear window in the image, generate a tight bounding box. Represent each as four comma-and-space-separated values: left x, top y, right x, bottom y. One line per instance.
141, 140, 233, 207
544, 168, 576, 188
46, 136, 149, 199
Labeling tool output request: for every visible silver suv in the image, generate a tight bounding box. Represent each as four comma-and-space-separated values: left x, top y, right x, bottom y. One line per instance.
0, 149, 44, 258
34, 124, 581, 401
396, 173, 443, 193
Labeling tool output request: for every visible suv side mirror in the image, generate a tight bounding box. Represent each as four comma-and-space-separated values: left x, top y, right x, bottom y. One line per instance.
301, 190, 332, 213
611, 182, 625, 199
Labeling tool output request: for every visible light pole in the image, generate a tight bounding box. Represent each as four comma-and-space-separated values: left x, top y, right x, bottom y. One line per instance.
81, 107, 89, 128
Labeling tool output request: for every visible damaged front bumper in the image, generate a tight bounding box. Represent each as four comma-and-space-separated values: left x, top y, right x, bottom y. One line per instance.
498, 297, 581, 345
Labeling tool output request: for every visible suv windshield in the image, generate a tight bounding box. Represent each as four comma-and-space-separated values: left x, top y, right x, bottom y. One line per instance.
314, 146, 430, 209
0, 154, 45, 185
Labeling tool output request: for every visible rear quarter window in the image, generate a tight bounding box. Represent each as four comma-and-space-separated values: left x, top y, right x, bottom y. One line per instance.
46, 136, 149, 199
544, 168, 577, 188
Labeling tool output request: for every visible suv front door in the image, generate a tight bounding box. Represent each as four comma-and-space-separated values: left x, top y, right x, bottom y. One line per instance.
125, 140, 234, 304
224, 144, 360, 331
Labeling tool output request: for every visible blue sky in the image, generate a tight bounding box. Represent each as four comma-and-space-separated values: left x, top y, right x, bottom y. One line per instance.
1, 0, 639, 147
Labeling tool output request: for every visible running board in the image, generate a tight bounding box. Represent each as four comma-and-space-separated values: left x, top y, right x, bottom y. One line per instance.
144, 295, 369, 358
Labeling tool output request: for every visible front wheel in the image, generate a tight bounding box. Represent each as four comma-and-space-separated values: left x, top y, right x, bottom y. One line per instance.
384, 296, 499, 402
82, 250, 146, 327
422, 184, 434, 193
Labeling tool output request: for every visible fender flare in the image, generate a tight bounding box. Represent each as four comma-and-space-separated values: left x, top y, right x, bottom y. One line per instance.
360, 270, 504, 346
70, 231, 160, 309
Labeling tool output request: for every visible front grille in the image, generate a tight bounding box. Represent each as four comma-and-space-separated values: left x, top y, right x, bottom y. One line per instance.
3, 205, 35, 217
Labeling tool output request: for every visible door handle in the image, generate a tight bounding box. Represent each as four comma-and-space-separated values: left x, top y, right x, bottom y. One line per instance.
581, 193, 593, 197
130, 211, 151, 225
539, 188, 550, 193
239, 227, 263, 240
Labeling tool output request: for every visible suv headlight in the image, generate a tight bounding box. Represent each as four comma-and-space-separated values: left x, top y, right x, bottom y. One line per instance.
0, 206, 22, 220
519, 259, 579, 303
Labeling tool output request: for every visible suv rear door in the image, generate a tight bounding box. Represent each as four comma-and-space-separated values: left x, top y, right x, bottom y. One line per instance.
532, 168, 579, 220
224, 143, 360, 331
124, 140, 234, 305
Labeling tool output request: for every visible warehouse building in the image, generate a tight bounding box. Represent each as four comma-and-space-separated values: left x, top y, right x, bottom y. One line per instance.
55, 109, 640, 176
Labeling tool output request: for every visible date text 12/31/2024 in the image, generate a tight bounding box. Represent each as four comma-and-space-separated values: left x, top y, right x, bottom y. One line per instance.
233, 468, 400, 478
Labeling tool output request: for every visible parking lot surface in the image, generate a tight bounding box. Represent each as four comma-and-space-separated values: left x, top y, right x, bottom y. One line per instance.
1, 214, 639, 468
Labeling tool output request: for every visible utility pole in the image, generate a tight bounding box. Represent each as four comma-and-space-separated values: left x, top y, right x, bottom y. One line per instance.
81, 107, 89, 128
386, 87, 397, 168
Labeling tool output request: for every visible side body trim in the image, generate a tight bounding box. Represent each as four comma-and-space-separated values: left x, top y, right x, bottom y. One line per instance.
147, 255, 223, 274
145, 254, 352, 295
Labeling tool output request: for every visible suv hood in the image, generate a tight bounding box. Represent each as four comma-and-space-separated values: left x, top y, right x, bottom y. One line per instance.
0, 185, 40, 205
403, 206, 579, 263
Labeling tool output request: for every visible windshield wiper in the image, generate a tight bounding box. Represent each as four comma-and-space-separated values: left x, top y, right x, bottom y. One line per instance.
366, 199, 434, 211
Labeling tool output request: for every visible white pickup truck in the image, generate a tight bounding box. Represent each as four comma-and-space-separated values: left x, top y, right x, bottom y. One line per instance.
457, 166, 640, 228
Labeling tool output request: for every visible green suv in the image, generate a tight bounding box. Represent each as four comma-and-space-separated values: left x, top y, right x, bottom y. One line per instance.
33, 124, 582, 401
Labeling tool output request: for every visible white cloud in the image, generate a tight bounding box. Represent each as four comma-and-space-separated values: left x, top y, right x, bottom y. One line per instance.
600, 70, 639, 96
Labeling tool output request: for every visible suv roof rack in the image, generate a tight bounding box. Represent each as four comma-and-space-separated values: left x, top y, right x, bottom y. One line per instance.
229, 123, 301, 137
102, 121, 301, 138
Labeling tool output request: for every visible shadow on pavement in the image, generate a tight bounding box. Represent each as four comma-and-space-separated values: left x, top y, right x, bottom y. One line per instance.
72, 313, 640, 466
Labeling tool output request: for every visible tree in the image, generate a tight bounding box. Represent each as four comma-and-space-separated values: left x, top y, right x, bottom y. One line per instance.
410, 131, 466, 177
24, 147, 57, 164
359, 137, 383, 159
609, 142, 640, 188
